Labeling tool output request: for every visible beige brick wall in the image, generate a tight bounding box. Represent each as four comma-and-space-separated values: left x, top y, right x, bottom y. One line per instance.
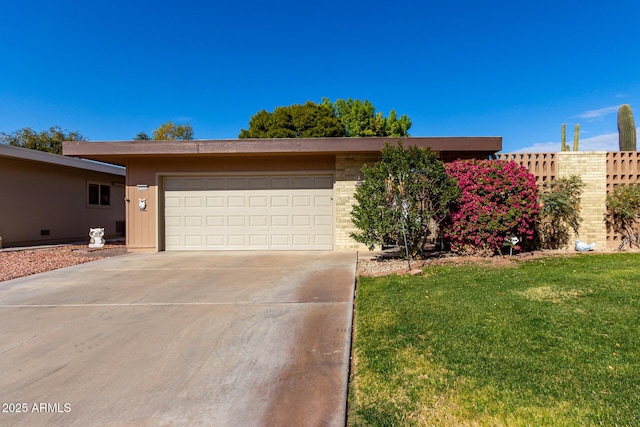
557, 152, 608, 250
334, 154, 380, 251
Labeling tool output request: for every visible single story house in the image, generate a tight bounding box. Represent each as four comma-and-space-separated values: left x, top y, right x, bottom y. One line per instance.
63, 137, 501, 252
0, 144, 126, 248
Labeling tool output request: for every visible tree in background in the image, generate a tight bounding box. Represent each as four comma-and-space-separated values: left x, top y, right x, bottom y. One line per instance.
330, 98, 412, 137
538, 175, 584, 249
350, 142, 458, 257
618, 104, 636, 151
134, 131, 151, 140
0, 126, 85, 154
239, 98, 412, 138
151, 121, 194, 140
239, 101, 344, 138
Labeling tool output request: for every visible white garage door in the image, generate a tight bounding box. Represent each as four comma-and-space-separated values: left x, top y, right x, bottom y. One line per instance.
163, 175, 334, 250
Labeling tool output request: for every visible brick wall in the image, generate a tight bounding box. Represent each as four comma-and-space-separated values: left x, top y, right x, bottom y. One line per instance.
606, 152, 640, 248
334, 154, 380, 251
557, 152, 608, 249
500, 151, 640, 250
495, 153, 556, 185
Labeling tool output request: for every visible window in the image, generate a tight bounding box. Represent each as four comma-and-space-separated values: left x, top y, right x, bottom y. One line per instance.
88, 183, 110, 206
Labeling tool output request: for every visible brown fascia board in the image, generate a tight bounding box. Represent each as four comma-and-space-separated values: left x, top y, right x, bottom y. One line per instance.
63, 137, 501, 164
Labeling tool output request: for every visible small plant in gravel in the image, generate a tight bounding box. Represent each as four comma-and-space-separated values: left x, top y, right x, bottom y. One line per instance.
443, 159, 540, 255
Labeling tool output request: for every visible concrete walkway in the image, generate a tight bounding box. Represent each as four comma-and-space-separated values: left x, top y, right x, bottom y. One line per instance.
0, 251, 357, 426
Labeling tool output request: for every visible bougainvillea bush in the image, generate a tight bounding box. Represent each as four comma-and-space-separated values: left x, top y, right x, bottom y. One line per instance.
443, 159, 540, 255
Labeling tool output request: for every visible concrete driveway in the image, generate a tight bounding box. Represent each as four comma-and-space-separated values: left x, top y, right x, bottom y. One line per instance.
0, 251, 357, 426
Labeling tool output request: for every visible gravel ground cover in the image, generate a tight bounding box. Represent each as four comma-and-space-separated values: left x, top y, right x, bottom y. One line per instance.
0, 244, 126, 282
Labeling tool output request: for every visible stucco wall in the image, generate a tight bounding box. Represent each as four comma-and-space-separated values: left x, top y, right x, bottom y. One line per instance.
0, 156, 125, 247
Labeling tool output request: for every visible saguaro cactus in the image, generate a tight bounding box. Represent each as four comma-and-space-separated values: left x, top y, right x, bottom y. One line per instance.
618, 104, 637, 151
561, 124, 568, 151
573, 123, 580, 151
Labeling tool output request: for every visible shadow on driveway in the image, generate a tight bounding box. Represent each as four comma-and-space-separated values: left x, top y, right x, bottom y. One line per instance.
0, 251, 356, 426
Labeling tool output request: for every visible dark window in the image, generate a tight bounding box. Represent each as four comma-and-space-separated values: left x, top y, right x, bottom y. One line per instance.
89, 183, 111, 206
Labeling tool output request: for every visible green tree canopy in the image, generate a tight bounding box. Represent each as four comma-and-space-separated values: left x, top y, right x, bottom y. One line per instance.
0, 126, 85, 154
239, 98, 412, 138
331, 98, 412, 137
133, 131, 151, 140
134, 121, 193, 141
151, 121, 194, 140
239, 101, 344, 138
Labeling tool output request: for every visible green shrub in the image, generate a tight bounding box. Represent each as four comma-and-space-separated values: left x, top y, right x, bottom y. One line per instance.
606, 184, 640, 249
538, 175, 584, 249
350, 142, 459, 257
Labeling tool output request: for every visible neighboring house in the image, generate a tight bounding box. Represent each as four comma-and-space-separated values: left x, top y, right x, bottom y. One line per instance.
63, 137, 501, 252
0, 144, 126, 248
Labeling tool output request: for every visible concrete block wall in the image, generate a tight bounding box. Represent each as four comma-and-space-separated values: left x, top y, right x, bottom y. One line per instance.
334, 154, 380, 251
557, 152, 608, 250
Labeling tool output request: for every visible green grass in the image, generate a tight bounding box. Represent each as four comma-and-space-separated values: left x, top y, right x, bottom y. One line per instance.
348, 253, 640, 426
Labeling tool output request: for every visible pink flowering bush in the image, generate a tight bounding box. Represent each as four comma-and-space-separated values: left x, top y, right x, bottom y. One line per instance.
443, 159, 540, 255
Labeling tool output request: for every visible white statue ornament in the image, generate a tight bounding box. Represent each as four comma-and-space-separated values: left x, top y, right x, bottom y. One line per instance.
575, 240, 596, 252
138, 198, 147, 210
89, 227, 105, 248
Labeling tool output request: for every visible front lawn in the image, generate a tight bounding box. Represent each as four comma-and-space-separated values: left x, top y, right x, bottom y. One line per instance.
348, 253, 640, 426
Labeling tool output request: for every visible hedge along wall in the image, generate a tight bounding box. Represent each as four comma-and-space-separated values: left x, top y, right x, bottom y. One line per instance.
496, 151, 640, 249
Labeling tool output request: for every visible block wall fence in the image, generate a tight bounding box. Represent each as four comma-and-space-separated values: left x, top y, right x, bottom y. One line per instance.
496, 151, 640, 249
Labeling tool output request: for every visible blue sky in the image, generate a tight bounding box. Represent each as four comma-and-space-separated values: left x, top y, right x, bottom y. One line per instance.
1, 1, 639, 153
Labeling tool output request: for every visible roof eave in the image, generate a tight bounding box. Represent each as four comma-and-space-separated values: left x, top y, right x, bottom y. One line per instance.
62, 137, 502, 164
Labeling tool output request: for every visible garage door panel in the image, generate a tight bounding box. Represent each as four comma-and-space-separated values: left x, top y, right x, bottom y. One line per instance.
315, 176, 334, 189
205, 178, 226, 190
165, 216, 182, 227
206, 234, 225, 245
228, 216, 246, 227
228, 235, 247, 246
185, 196, 203, 207
270, 177, 290, 189
164, 174, 334, 250
315, 235, 332, 246
315, 215, 332, 226
206, 196, 224, 207
249, 235, 268, 246
315, 195, 332, 206
250, 196, 268, 207
249, 177, 269, 189
206, 216, 224, 227
293, 196, 311, 207
270, 196, 289, 207
271, 216, 289, 227
165, 196, 181, 208
270, 235, 289, 246
185, 216, 203, 227
249, 216, 268, 227
293, 215, 311, 226
293, 235, 311, 246
184, 178, 205, 190
228, 178, 248, 189
228, 196, 246, 207
292, 176, 312, 188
